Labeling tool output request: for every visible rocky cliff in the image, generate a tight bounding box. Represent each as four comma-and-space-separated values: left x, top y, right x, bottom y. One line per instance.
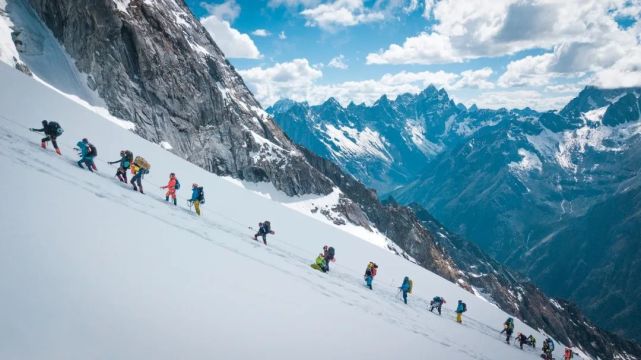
23, 0, 332, 196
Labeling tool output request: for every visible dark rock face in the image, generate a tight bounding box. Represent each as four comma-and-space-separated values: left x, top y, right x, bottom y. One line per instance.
24, 0, 333, 197
603, 93, 641, 126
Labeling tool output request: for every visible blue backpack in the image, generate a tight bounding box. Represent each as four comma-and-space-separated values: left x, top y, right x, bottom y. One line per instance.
175, 179, 180, 190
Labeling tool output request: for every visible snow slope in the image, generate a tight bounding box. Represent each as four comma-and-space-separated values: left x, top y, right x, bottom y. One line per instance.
0, 63, 566, 360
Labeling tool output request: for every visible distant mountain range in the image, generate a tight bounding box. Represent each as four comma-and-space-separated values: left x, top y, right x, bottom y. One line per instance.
269, 86, 641, 342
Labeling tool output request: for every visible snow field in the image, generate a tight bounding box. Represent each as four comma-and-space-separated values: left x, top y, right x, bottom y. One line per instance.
0, 63, 564, 359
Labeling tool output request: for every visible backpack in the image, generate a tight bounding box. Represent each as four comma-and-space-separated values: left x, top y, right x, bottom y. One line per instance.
134, 156, 151, 170
433, 296, 441, 303
88, 144, 97, 157
327, 246, 335, 258
263, 221, 271, 232
462, 302, 467, 312
197, 187, 205, 203
175, 179, 181, 190
407, 279, 413, 293
48, 121, 63, 136
124, 150, 133, 162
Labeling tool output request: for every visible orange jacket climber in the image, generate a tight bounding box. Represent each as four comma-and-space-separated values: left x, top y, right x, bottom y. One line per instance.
161, 173, 178, 205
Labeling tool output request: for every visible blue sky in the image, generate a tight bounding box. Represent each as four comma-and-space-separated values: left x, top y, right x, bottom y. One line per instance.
185, 0, 641, 111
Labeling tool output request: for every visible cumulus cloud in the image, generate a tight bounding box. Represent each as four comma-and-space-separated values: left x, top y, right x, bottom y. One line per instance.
202, 0, 241, 21
367, 32, 461, 64
239, 59, 500, 107
327, 55, 348, 69
593, 47, 641, 88
498, 54, 556, 87
201, 0, 261, 59
301, 0, 385, 30
453, 68, 495, 89
368, 0, 641, 73
239, 59, 323, 105
465, 90, 573, 111
252, 29, 271, 37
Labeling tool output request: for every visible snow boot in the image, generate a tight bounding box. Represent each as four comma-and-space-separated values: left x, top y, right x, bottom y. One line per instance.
55, 148, 61, 155
41, 141, 46, 149
173, 198, 177, 206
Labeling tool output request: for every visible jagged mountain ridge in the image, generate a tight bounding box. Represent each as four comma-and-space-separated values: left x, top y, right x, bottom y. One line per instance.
271, 85, 641, 343
269, 85, 514, 192
1, 0, 639, 357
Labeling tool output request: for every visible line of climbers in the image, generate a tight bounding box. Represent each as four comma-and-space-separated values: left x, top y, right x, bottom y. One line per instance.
30, 120, 205, 216
501, 316, 576, 358
31, 121, 572, 358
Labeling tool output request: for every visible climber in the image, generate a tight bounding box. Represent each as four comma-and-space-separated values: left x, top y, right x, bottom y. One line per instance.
30, 120, 63, 155
400, 276, 412, 304
516, 332, 528, 349
564, 347, 574, 360
188, 183, 204, 216
254, 220, 274, 245
130, 155, 150, 193
74, 138, 97, 172
364, 262, 378, 289
455, 300, 467, 323
311, 253, 327, 272
542, 337, 555, 360
527, 334, 537, 348
108, 150, 133, 183
161, 172, 179, 206
502, 317, 515, 344
322, 245, 335, 272
429, 296, 446, 315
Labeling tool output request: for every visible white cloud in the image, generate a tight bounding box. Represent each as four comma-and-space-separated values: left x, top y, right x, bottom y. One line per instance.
239, 59, 500, 107
278, 31, 287, 40
465, 90, 573, 111
327, 55, 348, 69
202, 16, 261, 59
252, 29, 271, 37
498, 54, 556, 87
200, 0, 261, 59
239, 59, 323, 105
453, 68, 495, 89
367, 32, 461, 64
202, 0, 241, 22
368, 0, 641, 70
301, 0, 385, 30
593, 47, 641, 88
